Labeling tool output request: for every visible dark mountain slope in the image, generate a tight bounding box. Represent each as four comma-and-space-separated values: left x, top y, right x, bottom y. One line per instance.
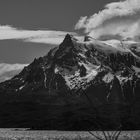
0, 34, 140, 130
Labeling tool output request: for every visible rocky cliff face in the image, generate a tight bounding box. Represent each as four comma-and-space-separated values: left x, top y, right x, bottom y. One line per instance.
0, 34, 140, 130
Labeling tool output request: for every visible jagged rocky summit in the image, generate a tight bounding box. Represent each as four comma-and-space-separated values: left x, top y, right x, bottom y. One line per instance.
0, 34, 140, 130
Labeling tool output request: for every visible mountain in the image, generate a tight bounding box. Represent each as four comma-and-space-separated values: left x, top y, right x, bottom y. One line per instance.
0, 34, 140, 130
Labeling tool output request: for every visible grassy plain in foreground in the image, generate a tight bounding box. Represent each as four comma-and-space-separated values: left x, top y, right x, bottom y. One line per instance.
0, 129, 139, 140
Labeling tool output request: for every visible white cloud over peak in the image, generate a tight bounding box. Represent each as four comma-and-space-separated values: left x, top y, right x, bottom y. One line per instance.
0, 25, 77, 45
75, 0, 140, 41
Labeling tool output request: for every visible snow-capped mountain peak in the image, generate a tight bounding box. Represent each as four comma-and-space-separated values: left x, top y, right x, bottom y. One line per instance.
0, 34, 140, 105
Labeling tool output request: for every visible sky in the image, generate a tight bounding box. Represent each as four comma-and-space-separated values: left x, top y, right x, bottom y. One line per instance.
0, 0, 119, 64
1, 0, 140, 82
76, 0, 140, 41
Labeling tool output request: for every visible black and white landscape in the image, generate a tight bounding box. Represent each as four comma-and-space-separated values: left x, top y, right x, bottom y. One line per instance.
1, 0, 140, 139
0, 32, 140, 130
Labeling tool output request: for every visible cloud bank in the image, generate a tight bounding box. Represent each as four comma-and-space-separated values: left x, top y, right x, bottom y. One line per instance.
75, 0, 140, 41
0, 27, 78, 82
0, 63, 28, 83
0, 25, 77, 45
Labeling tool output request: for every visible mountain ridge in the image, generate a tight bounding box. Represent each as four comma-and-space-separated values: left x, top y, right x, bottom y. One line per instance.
1, 34, 140, 99
0, 34, 140, 130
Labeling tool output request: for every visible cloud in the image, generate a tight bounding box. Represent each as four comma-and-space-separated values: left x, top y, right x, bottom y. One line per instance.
0, 63, 28, 83
0, 25, 77, 45
75, 0, 140, 40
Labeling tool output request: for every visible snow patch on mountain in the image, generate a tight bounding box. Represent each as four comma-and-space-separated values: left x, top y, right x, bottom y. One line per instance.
64, 62, 99, 90
133, 66, 140, 73
102, 73, 114, 83
19, 85, 25, 90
